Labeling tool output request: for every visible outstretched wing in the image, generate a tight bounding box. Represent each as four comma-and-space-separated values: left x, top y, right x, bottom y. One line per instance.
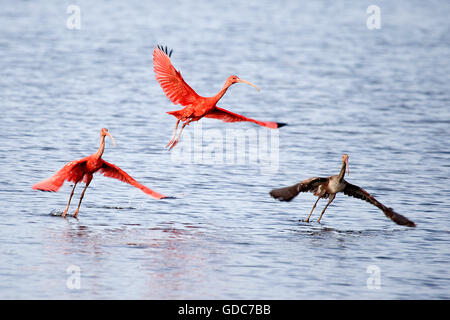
32, 157, 89, 192
98, 161, 167, 199
343, 182, 415, 227
153, 45, 200, 106
205, 107, 286, 129
270, 177, 328, 202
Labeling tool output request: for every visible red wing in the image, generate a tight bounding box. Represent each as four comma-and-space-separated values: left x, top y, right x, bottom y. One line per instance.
98, 161, 167, 199
204, 107, 284, 129
32, 157, 89, 192
153, 45, 200, 107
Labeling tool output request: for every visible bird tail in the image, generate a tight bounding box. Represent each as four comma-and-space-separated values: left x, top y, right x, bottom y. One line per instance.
166, 110, 184, 119
383, 207, 416, 227
269, 183, 301, 202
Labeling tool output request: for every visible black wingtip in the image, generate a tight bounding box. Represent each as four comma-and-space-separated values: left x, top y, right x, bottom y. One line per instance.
269, 186, 298, 202
386, 207, 416, 228
157, 44, 173, 58
277, 122, 287, 128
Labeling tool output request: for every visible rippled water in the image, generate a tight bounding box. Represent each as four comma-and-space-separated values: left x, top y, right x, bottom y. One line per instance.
0, 0, 449, 299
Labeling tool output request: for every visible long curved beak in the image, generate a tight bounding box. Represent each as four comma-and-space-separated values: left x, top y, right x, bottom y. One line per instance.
237, 78, 260, 92
345, 158, 349, 176
105, 132, 116, 147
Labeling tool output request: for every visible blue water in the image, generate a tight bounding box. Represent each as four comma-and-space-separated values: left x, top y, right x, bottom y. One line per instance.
0, 0, 449, 299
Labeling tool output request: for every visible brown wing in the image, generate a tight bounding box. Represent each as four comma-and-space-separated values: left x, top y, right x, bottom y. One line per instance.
269, 177, 328, 202
153, 45, 201, 106
343, 182, 416, 227
32, 157, 89, 192
98, 161, 167, 200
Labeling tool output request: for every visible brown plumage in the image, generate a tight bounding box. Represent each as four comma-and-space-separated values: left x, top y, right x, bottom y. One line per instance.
269, 154, 416, 227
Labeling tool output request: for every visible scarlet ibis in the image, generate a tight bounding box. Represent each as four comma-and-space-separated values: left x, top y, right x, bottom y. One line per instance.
270, 154, 416, 227
153, 45, 286, 150
32, 128, 167, 218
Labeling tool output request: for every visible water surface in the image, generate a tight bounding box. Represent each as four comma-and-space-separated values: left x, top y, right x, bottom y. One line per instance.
0, 0, 449, 299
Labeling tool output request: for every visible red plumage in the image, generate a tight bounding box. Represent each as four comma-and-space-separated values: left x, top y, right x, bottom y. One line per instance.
32, 157, 89, 192
153, 45, 285, 150
98, 161, 166, 200
32, 128, 166, 218
204, 107, 281, 129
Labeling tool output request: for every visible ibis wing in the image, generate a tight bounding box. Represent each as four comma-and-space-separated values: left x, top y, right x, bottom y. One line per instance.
98, 161, 167, 199
32, 157, 89, 192
153, 45, 200, 107
205, 107, 283, 129
343, 182, 416, 227
270, 177, 328, 202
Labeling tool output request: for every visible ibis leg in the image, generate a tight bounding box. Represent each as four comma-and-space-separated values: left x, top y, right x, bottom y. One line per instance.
166, 119, 180, 148
62, 183, 77, 218
169, 122, 188, 150
305, 197, 320, 222
72, 178, 92, 218
317, 195, 335, 223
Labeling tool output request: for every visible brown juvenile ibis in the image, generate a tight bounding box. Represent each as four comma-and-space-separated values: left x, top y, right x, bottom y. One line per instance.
269, 154, 416, 227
